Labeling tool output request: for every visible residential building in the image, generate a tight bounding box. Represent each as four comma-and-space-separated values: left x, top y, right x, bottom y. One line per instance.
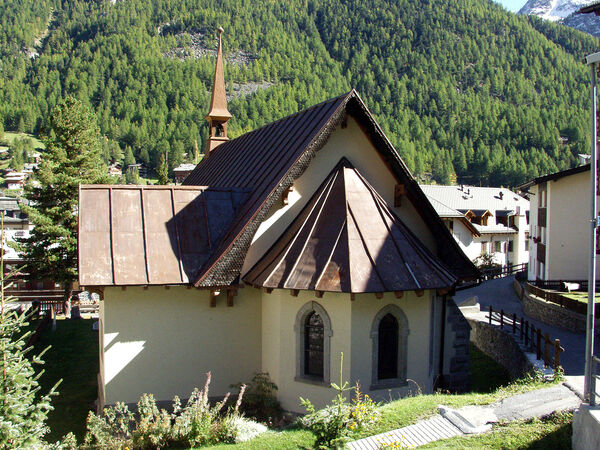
420, 185, 530, 267
173, 163, 197, 184
78, 31, 478, 412
518, 164, 593, 282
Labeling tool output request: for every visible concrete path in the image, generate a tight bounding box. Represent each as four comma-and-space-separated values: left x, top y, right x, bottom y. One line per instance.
348, 383, 580, 449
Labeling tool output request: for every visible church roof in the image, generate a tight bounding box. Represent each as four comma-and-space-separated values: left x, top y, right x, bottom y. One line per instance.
78, 185, 248, 286
244, 159, 457, 293
184, 90, 479, 286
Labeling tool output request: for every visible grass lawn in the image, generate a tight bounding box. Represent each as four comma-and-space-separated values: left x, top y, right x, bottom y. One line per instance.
1, 131, 45, 149
207, 345, 558, 448
33, 318, 99, 443
421, 412, 572, 449
562, 291, 600, 304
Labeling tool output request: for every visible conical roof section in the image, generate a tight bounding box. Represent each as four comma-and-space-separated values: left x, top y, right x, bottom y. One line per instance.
244, 158, 457, 293
206, 27, 231, 120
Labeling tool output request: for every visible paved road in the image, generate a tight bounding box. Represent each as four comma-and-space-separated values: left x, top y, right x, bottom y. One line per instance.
455, 276, 600, 377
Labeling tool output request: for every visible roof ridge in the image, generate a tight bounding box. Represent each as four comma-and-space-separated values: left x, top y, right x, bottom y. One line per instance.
206, 90, 355, 157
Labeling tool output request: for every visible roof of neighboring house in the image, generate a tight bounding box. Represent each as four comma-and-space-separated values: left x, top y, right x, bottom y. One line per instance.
578, 2, 600, 15
78, 185, 249, 286
517, 164, 590, 190
173, 164, 197, 173
0, 197, 21, 212
244, 159, 456, 293
184, 90, 478, 286
473, 224, 518, 235
420, 185, 529, 217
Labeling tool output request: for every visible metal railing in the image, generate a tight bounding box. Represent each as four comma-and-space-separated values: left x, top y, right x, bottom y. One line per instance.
487, 305, 564, 370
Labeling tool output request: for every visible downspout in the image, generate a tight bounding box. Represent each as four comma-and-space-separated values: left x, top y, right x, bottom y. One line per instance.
436, 294, 447, 390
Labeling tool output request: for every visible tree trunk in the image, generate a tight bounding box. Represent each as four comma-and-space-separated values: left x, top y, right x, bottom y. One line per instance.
63, 282, 73, 318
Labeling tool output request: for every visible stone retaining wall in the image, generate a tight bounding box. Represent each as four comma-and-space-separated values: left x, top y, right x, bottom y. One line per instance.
522, 289, 600, 336
467, 318, 532, 379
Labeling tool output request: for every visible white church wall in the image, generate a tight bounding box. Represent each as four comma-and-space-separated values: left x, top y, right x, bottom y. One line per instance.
101, 286, 262, 406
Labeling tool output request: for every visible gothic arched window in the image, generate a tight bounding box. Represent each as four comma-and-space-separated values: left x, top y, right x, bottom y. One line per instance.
294, 302, 332, 385
370, 305, 409, 389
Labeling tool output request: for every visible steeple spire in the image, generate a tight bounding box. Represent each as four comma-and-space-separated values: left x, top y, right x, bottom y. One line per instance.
205, 27, 231, 155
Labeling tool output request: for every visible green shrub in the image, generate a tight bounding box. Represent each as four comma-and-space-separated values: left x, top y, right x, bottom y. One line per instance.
232, 372, 282, 424
300, 354, 380, 449
82, 372, 253, 449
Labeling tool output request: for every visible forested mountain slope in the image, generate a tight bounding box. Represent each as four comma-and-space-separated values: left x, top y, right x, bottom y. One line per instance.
0, 0, 596, 187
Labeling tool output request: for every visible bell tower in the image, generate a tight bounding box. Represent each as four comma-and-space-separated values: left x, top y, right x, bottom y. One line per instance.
205, 27, 232, 155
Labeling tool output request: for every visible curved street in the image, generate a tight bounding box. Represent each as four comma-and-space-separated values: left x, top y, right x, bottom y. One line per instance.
455, 275, 600, 378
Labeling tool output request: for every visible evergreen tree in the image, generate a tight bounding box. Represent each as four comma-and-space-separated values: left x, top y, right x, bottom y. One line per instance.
17, 97, 109, 306
0, 214, 58, 448
157, 153, 169, 185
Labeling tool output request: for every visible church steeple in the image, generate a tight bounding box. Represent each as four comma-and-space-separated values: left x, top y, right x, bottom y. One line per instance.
205, 27, 232, 155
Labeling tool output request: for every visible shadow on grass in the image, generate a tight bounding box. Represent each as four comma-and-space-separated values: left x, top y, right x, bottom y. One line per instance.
469, 343, 512, 393
33, 318, 99, 443
526, 421, 572, 449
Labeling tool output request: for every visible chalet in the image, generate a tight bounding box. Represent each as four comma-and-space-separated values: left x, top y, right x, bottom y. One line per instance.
173, 163, 197, 184
78, 30, 478, 412
4, 171, 27, 190
107, 163, 123, 177
518, 164, 594, 282
420, 185, 530, 268
0, 196, 31, 266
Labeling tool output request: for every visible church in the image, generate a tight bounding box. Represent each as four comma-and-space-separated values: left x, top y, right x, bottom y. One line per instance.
78, 29, 478, 412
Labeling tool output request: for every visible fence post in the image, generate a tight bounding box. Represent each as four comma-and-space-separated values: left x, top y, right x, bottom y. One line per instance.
512, 313, 517, 334
544, 333, 550, 366
536, 328, 542, 360
520, 316, 524, 340
489, 305, 492, 325
554, 339, 561, 370
500, 309, 504, 329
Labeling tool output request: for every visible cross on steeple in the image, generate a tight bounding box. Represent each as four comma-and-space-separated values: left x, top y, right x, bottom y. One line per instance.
205, 27, 231, 155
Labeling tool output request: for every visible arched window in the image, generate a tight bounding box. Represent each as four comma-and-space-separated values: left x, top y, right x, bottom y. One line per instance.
215, 123, 224, 137
295, 302, 332, 385
378, 314, 398, 380
304, 312, 324, 378
370, 305, 409, 390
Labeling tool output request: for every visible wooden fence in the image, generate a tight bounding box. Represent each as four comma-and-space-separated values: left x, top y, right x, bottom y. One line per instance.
525, 283, 600, 316
479, 262, 528, 281
487, 305, 564, 370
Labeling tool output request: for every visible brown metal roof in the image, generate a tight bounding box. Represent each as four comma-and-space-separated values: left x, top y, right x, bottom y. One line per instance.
184, 90, 478, 287
78, 185, 248, 286
244, 159, 456, 293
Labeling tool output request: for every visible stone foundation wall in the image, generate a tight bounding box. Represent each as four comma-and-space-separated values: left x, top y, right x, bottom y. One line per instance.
522, 289, 600, 336
467, 319, 532, 379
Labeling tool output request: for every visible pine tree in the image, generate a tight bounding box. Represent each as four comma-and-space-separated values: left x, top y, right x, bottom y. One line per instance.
17, 97, 109, 306
0, 214, 59, 448
157, 153, 169, 185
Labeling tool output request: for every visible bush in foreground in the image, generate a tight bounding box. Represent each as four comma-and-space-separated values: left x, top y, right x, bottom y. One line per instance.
83, 372, 266, 449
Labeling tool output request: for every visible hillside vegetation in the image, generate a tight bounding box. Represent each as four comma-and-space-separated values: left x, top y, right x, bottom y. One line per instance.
0, 0, 596, 186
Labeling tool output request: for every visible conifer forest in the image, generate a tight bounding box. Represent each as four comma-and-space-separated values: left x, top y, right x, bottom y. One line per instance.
0, 0, 597, 186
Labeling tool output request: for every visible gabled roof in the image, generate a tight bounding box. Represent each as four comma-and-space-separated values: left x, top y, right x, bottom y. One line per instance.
78, 185, 248, 286
517, 164, 590, 190
420, 184, 529, 217
184, 90, 479, 286
244, 159, 456, 293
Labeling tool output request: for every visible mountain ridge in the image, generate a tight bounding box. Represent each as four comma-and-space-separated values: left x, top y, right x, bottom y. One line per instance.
519, 0, 600, 36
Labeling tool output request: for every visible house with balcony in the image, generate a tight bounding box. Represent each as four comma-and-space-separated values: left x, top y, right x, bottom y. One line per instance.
420, 185, 530, 268
518, 164, 593, 282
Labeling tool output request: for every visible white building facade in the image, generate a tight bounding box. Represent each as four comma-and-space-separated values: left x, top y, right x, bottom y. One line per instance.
420, 185, 530, 268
